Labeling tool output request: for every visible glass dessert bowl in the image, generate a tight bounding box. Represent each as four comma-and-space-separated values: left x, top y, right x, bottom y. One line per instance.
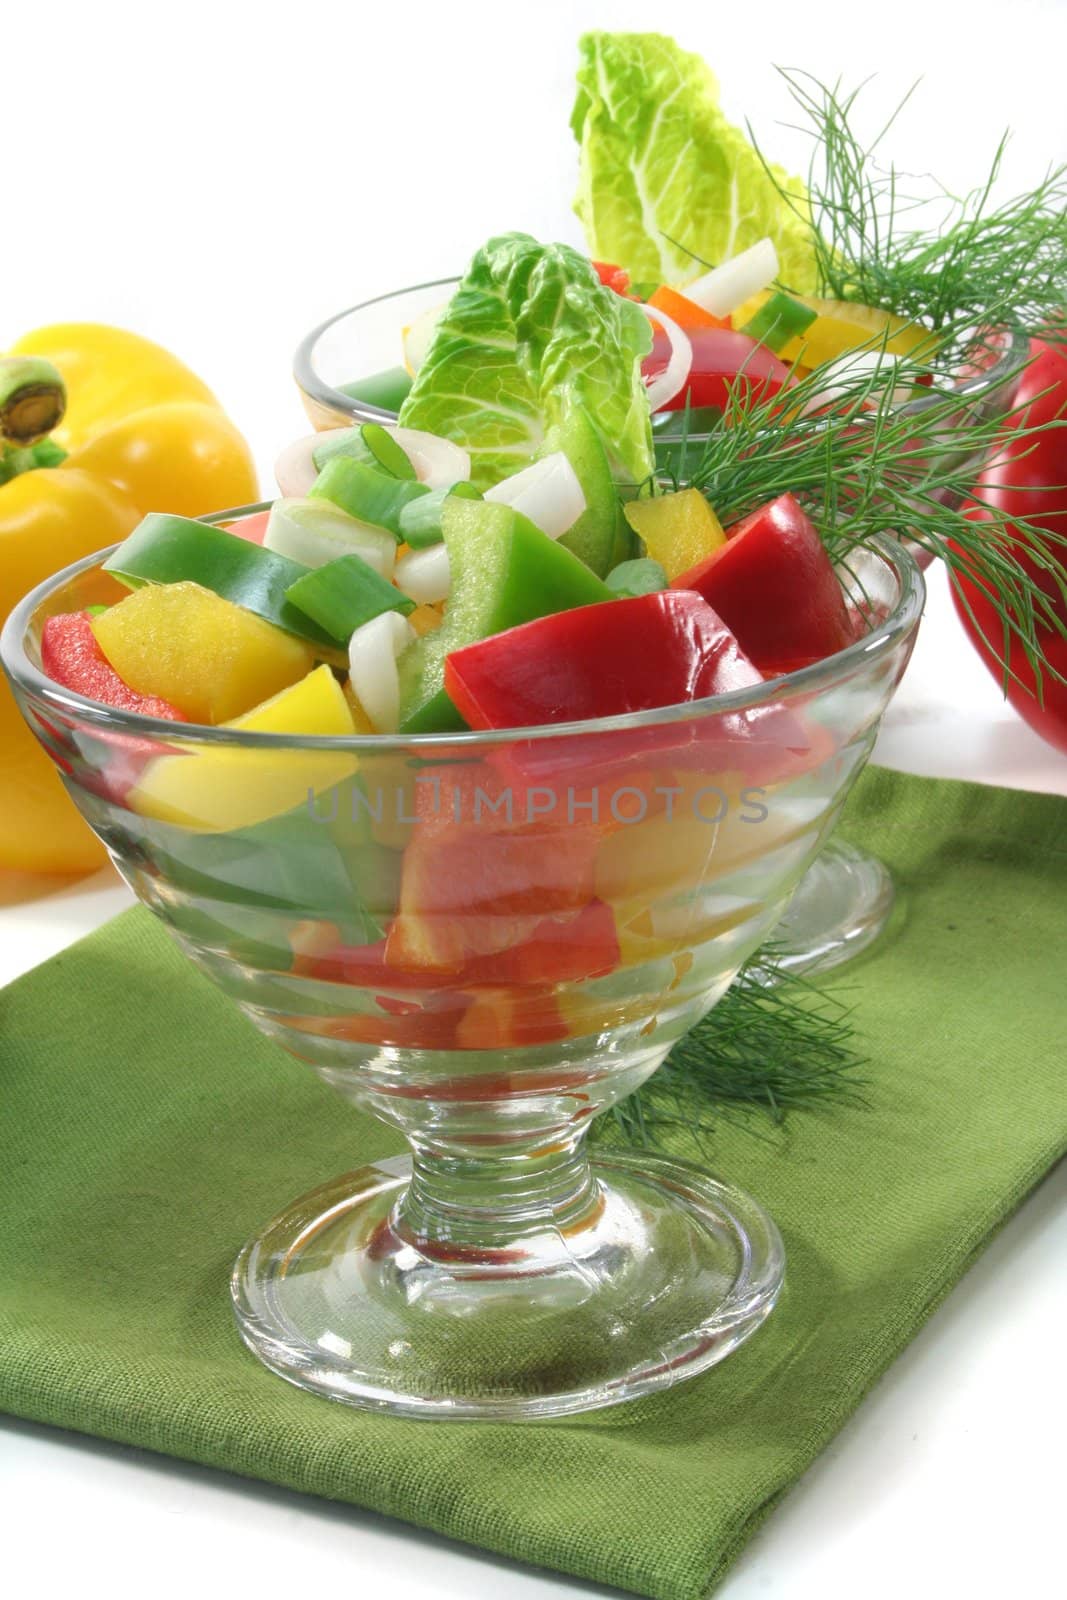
3, 520, 922, 1418
295, 283, 1023, 977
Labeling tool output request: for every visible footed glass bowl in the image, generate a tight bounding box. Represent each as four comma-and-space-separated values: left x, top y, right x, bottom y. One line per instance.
295, 283, 1023, 977
2, 524, 922, 1418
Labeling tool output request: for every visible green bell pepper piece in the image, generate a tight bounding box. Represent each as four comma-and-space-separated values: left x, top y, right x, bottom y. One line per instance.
739, 291, 818, 354
397, 481, 481, 548
397, 497, 614, 733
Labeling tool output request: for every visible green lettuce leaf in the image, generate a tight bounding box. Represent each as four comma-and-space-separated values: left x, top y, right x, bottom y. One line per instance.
571, 32, 818, 291
397, 232, 653, 490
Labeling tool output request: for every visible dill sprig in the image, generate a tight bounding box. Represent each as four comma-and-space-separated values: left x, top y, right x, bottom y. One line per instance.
672, 347, 1067, 692
757, 71, 1067, 348
592, 955, 866, 1154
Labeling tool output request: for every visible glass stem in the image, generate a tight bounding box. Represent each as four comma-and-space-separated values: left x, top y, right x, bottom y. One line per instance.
395, 1131, 601, 1260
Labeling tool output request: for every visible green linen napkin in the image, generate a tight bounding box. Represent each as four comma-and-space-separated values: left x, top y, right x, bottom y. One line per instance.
1, 767, 1064, 1600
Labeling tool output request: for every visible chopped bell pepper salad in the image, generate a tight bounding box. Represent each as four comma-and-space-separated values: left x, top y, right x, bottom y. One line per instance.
30, 232, 880, 1047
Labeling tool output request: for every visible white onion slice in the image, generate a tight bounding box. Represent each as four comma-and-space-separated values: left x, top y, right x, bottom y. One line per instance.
347, 611, 416, 734
274, 432, 341, 498
483, 452, 587, 539
391, 426, 470, 490
394, 544, 451, 604
682, 238, 779, 318
264, 498, 396, 576
638, 303, 693, 413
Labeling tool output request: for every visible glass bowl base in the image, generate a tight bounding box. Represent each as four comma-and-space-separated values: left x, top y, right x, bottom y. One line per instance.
231, 1150, 784, 1420
764, 838, 895, 979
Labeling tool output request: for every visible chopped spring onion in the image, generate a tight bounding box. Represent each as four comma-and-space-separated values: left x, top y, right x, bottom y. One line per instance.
483, 452, 587, 539
394, 543, 451, 605
264, 497, 396, 577
309, 456, 429, 538
739, 290, 818, 354
311, 422, 415, 480
398, 481, 481, 548
605, 558, 668, 598
285, 553, 414, 644
338, 367, 413, 413
348, 610, 417, 733
638, 302, 693, 412
390, 426, 470, 490
682, 238, 779, 319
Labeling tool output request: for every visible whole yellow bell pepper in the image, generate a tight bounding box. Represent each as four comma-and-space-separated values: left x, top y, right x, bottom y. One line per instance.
0, 325, 259, 876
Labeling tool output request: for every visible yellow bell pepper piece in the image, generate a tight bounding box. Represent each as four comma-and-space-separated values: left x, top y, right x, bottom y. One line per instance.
130, 665, 358, 832
733, 291, 933, 369
623, 488, 727, 580
91, 582, 316, 725
1, 324, 260, 876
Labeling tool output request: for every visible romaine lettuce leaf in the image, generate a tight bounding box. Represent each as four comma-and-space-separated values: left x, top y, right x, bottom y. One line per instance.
571, 32, 818, 291
398, 233, 653, 490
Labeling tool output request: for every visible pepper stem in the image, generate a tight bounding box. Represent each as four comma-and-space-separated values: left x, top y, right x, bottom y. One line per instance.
0, 356, 67, 446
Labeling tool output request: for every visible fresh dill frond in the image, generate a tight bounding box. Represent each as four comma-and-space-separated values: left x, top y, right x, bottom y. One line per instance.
756, 71, 1067, 348
677, 344, 1067, 692
592, 955, 866, 1154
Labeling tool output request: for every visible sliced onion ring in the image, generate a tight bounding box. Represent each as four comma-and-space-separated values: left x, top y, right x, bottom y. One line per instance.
274, 432, 336, 498
639, 302, 693, 413
391, 426, 470, 489
483, 452, 586, 539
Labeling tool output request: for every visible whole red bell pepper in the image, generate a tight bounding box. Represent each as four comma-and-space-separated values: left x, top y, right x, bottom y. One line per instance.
672, 493, 857, 675
949, 338, 1067, 752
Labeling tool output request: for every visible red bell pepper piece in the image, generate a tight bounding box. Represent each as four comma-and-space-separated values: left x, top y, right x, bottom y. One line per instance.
672, 493, 856, 675
949, 338, 1067, 752
41, 612, 184, 719
225, 509, 272, 546
455, 988, 570, 1050
644, 326, 793, 414
445, 591, 762, 730
591, 260, 631, 295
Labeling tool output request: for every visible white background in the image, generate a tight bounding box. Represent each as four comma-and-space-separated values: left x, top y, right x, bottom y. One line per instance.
2, 2, 1066, 1596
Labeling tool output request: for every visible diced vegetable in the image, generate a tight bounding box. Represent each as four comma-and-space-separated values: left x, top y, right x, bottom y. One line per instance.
348, 610, 417, 733
623, 488, 726, 580
104, 514, 339, 652
647, 285, 726, 330
605, 557, 668, 597
285, 553, 414, 643
129, 665, 358, 832
682, 238, 779, 318
92, 581, 317, 724
738, 290, 818, 354
535, 404, 621, 578
264, 496, 396, 576
444, 590, 762, 730
733, 292, 934, 368
398, 481, 480, 548
648, 326, 793, 414
671, 492, 855, 674
394, 544, 451, 605
390, 426, 471, 489
309, 456, 429, 537
311, 422, 416, 480
396, 496, 613, 733
41, 611, 184, 719
338, 367, 413, 413
638, 301, 693, 412
483, 452, 587, 540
